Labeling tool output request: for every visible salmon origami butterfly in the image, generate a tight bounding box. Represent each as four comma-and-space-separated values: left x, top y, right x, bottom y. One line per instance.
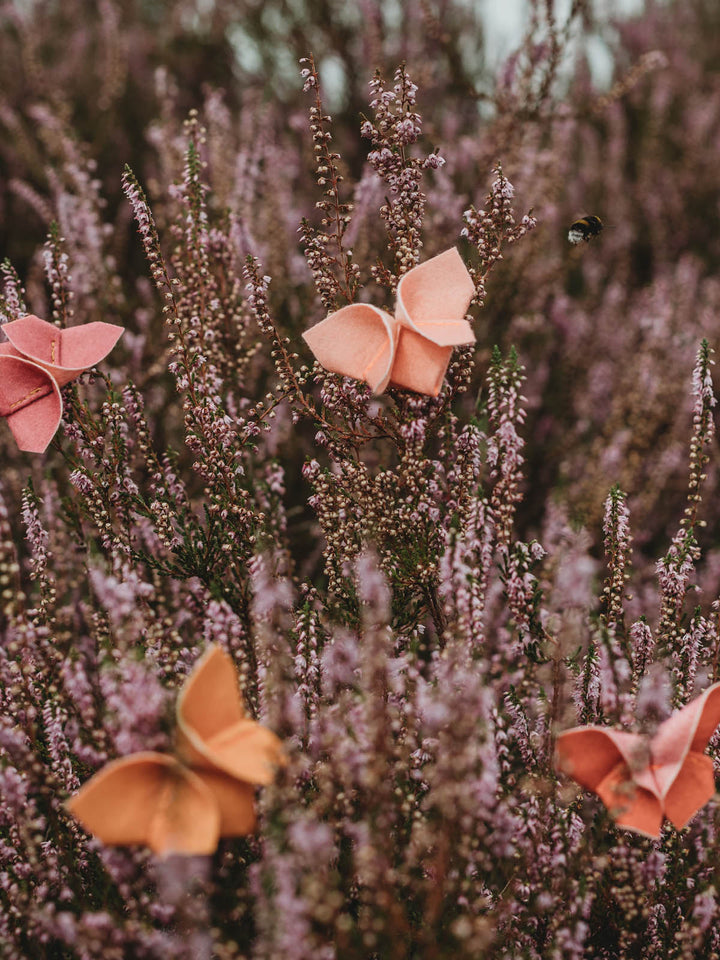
556, 683, 720, 838
0, 314, 124, 453
67, 646, 284, 856
302, 247, 476, 397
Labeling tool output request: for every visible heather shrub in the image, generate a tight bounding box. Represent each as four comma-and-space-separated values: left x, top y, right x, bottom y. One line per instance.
3, 1, 720, 958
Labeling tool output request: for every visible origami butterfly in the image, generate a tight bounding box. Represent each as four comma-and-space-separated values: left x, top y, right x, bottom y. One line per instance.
0, 314, 124, 453
67, 646, 284, 856
556, 683, 720, 838
302, 247, 476, 397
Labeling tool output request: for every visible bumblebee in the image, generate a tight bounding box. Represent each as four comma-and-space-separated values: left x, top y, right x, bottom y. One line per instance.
568, 215, 603, 245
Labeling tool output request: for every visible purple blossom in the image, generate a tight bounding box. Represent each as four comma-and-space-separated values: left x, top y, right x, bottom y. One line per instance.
1, 4, 720, 955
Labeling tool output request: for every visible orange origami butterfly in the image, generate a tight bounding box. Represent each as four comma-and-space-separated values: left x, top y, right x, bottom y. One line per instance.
67, 646, 284, 856
0, 314, 124, 453
556, 683, 720, 838
302, 247, 475, 397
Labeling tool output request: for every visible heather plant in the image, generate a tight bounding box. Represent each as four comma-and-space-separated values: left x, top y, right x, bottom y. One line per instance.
3, 0, 720, 958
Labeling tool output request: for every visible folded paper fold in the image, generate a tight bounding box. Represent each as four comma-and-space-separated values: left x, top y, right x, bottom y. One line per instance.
0, 314, 124, 452
302, 247, 475, 397
67, 645, 283, 856
556, 683, 720, 837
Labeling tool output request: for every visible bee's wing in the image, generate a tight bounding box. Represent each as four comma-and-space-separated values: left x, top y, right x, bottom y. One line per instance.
303, 304, 396, 393
176, 645, 284, 785
0, 353, 63, 453
556, 726, 663, 837
3, 315, 124, 387
650, 684, 720, 829
66, 752, 221, 856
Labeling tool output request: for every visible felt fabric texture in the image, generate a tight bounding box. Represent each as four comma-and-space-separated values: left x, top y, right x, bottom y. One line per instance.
191, 768, 257, 836
0, 355, 62, 454
66, 753, 221, 856
302, 248, 475, 396
175, 645, 285, 785
0, 315, 124, 452
67, 645, 283, 856
556, 683, 720, 837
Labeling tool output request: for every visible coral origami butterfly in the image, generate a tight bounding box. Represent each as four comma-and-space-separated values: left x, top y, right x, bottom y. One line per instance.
67, 646, 284, 856
556, 683, 720, 838
0, 314, 124, 453
302, 247, 475, 397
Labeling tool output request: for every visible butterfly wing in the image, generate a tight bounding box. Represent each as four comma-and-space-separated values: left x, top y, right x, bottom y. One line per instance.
556, 727, 663, 837
389, 329, 453, 397
687, 682, 720, 752
650, 683, 720, 829
176, 645, 284, 785
302, 304, 396, 393
556, 727, 640, 790
194, 768, 257, 836
177, 646, 246, 742
54, 321, 125, 385
2, 315, 124, 387
66, 752, 221, 855
0, 353, 63, 453
394, 248, 475, 346
661, 752, 715, 830
199, 720, 285, 786
594, 760, 664, 838
1, 315, 60, 365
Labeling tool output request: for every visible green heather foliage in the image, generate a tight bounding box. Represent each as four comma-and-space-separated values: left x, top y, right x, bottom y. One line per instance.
2, 0, 720, 957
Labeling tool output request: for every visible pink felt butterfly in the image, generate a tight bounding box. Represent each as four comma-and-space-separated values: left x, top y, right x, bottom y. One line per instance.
302, 248, 476, 397
0, 314, 124, 453
556, 683, 720, 837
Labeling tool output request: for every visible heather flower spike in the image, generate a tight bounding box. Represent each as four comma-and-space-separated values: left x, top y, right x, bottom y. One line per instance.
0, 314, 124, 452
67, 646, 284, 856
556, 683, 720, 838
302, 247, 475, 397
